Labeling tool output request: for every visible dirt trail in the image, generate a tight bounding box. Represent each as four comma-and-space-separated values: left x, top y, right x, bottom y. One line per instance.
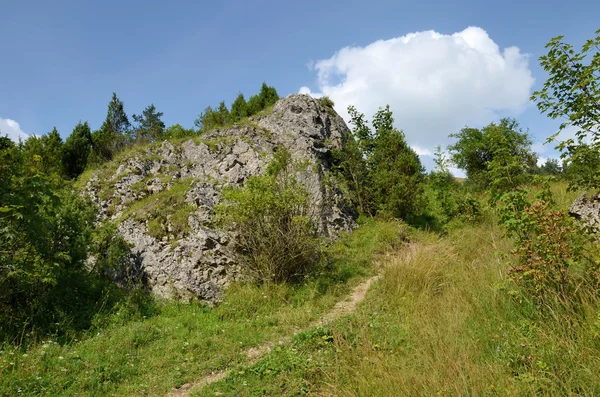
169, 246, 415, 396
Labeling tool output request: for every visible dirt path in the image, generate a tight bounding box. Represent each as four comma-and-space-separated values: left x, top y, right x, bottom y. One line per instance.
169, 247, 415, 397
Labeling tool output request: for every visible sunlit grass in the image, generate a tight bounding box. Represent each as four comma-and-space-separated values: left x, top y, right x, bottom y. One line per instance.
0, 219, 407, 396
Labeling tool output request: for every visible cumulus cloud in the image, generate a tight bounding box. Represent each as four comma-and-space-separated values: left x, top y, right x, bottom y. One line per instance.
0, 118, 30, 142
300, 27, 534, 158
412, 145, 433, 156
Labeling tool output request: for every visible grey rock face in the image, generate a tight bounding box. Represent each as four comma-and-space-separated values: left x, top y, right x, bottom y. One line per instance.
569, 192, 600, 232
84, 94, 356, 300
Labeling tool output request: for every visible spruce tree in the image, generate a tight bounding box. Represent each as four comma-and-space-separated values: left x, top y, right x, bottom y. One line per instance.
91, 93, 131, 162
230, 93, 248, 122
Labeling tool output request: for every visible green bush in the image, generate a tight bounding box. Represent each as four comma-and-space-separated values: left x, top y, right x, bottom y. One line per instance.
215, 149, 321, 283
494, 184, 600, 309
335, 105, 425, 221
0, 175, 109, 342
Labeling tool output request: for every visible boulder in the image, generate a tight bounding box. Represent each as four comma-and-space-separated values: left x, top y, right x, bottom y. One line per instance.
569, 192, 600, 232
84, 94, 356, 300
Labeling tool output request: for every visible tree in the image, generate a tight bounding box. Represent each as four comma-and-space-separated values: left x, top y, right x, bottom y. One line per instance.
229, 93, 248, 122
247, 82, 279, 114
216, 101, 230, 126
534, 158, 563, 176
332, 134, 372, 216
427, 146, 460, 222
132, 104, 165, 142
0, 135, 97, 339
348, 105, 375, 154
41, 127, 64, 174
448, 118, 536, 190
63, 122, 92, 179
0, 136, 20, 205
91, 93, 131, 162
195, 101, 231, 132
367, 106, 425, 218
257, 82, 279, 108
340, 105, 425, 219
194, 105, 215, 131
531, 29, 600, 190
20, 128, 64, 175
195, 83, 279, 133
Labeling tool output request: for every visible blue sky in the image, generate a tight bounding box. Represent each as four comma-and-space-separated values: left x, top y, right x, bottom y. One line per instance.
1, 0, 599, 170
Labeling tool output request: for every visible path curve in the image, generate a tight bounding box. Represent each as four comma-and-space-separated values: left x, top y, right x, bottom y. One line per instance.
168, 274, 380, 397
169, 246, 415, 396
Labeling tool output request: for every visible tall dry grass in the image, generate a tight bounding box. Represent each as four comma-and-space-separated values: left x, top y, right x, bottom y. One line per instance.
323, 222, 600, 396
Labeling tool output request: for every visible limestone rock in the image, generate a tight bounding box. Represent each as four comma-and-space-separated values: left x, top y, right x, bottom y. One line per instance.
84, 94, 356, 301
569, 192, 600, 232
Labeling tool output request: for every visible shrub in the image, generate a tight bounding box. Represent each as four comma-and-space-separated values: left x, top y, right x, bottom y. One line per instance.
215, 149, 321, 283
498, 188, 600, 308
317, 96, 336, 114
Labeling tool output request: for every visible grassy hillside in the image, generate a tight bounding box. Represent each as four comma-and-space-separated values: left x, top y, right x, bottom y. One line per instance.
0, 220, 407, 396
3, 182, 600, 396
200, 186, 600, 396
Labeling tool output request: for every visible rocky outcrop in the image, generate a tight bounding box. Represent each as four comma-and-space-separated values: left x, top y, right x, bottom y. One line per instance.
569, 192, 600, 232
84, 94, 355, 300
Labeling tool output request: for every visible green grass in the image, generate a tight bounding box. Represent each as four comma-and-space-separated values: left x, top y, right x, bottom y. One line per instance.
0, 219, 407, 396
203, 207, 600, 396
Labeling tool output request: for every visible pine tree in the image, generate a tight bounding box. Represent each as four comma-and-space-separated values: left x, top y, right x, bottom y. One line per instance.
132, 104, 165, 142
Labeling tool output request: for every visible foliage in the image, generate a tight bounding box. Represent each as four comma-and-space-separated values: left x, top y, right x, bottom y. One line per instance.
194, 82, 279, 132
229, 93, 249, 121
215, 149, 321, 283
132, 104, 165, 142
531, 29, 600, 191
332, 134, 372, 215
0, 135, 136, 343
369, 120, 425, 218
20, 128, 64, 176
504, 198, 600, 306
92, 222, 141, 288
428, 146, 458, 217
0, 166, 95, 340
162, 124, 196, 140
336, 105, 425, 220
91, 93, 131, 163
316, 96, 335, 114
0, 219, 404, 396
533, 157, 563, 176
62, 122, 92, 179
246, 82, 279, 115
448, 118, 536, 190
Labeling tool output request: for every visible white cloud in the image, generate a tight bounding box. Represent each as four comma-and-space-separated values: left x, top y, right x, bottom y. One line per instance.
412, 145, 433, 156
300, 26, 534, 155
537, 156, 547, 167
0, 118, 30, 142
449, 167, 466, 178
